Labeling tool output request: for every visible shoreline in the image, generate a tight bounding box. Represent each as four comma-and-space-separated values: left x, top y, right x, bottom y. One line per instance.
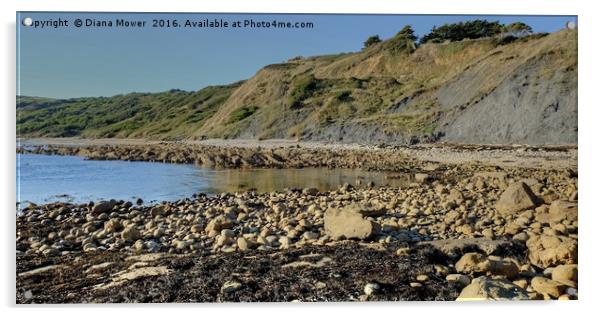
17, 148, 578, 302
17, 137, 577, 170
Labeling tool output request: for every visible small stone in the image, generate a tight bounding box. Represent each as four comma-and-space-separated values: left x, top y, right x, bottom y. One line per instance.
302, 231, 319, 240
121, 226, 141, 241
482, 228, 494, 239
396, 247, 411, 256
221, 280, 242, 294
153, 228, 164, 238
558, 294, 571, 300
237, 237, 250, 251
446, 274, 471, 286
221, 229, 236, 238
190, 224, 203, 233
512, 279, 528, 289
104, 218, 123, 233
302, 187, 319, 195
566, 287, 578, 296
363, 282, 380, 296
512, 232, 529, 243
150, 205, 166, 217
175, 240, 190, 250
416, 274, 429, 282
415, 173, 431, 183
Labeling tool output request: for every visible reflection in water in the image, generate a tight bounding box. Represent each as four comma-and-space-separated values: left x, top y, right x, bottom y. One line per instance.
207, 168, 410, 193
17, 154, 410, 206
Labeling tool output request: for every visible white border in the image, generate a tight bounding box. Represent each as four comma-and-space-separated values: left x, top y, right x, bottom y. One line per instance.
2, 1, 600, 315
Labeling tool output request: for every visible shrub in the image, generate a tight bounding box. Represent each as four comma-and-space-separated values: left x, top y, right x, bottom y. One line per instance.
334, 90, 353, 102
503, 22, 533, 36
228, 106, 258, 123
420, 19, 504, 43
384, 25, 418, 55
288, 75, 320, 108
363, 35, 382, 48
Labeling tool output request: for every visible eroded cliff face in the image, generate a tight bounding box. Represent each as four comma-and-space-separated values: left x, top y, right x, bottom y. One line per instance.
197, 30, 576, 145
440, 58, 576, 145
18, 30, 577, 145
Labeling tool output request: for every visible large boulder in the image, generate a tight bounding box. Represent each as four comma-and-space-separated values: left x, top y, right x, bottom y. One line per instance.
324, 204, 381, 240
526, 235, 577, 268
455, 253, 519, 279
551, 264, 578, 286
535, 200, 577, 224
92, 200, 116, 214
455, 253, 491, 274
495, 182, 538, 215
456, 276, 529, 301
531, 276, 567, 298
418, 238, 516, 258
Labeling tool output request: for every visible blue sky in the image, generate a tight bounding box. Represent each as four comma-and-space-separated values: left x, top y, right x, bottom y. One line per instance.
17, 13, 577, 99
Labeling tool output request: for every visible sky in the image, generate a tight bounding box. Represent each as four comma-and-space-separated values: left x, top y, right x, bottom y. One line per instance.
16, 12, 577, 99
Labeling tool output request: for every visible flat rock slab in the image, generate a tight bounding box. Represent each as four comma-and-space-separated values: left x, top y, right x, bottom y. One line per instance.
419, 238, 517, 258
18, 265, 65, 278
125, 253, 172, 262
281, 257, 332, 269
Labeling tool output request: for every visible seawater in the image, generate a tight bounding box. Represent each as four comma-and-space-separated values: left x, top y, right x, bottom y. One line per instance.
17, 153, 407, 206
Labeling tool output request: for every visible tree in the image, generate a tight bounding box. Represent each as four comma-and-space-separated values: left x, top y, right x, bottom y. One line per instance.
384, 25, 418, 54
420, 19, 504, 43
363, 35, 382, 48
396, 25, 418, 42
503, 22, 533, 36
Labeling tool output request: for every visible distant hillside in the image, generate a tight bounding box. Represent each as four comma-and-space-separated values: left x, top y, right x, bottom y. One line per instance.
17, 28, 577, 145
17, 84, 240, 140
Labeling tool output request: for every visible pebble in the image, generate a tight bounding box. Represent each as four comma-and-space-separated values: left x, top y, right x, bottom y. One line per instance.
363, 282, 380, 296
15, 155, 578, 301
221, 280, 242, 294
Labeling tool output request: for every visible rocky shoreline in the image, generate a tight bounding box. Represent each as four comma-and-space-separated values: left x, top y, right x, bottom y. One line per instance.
17, 139, 577, 171
16, 142, 578, 302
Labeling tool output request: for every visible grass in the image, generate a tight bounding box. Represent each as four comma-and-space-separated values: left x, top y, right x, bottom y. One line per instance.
17, 83, 240, 139
228, 106, 259, 123
287, 75, 320, 109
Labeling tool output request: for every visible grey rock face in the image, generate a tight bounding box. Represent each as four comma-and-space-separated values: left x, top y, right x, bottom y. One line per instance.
440, 58, 577, 145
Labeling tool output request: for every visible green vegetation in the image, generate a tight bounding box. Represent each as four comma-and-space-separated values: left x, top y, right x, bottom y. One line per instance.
503, 22, 533, 35
420, 20, 504, 43
490, 32, 549, 46
383, 25, 418, 55
287, 75, 321, 108
334, 90, 353, 102
17, 23, 574, 143
363, 35, 382, 48
17, 83, 240, 140
228, 106, 259, 123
